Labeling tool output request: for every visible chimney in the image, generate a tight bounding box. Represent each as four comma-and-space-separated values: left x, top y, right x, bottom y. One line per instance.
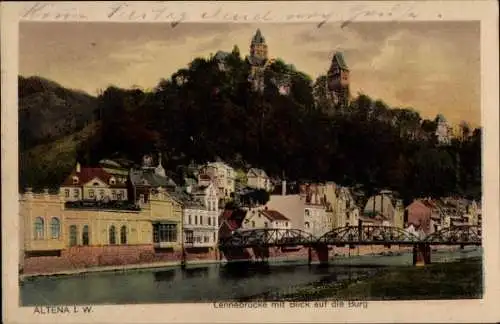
76, 162, 81, 173
282, 180, 287, 196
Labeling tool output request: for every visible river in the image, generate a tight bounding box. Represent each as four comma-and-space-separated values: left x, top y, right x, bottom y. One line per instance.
20, 247, 482, 305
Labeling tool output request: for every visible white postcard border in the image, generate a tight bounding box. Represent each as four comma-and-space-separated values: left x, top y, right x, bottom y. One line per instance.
2, 1, 499, 323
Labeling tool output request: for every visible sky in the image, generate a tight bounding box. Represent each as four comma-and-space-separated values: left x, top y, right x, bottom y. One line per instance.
19, 21, 480, 126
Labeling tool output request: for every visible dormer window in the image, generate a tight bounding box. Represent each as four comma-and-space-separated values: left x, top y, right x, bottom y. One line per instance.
72, 176, 79, 185
109, 177, 116, 185
93, 182, 99, 186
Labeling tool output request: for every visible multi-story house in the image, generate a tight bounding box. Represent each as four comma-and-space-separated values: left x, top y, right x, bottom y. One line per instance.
181, 182, 220, 249
182, 200, 218, 249
98, 159, 129, 185
246, 168, 272, 191
59, 163, 128, 202
20, 186, 183, 271
301, 183, 332, 237
265, 180, 306, 230
363, 190, 405, 228
241, 207, 291, 230
129, 154, 177, 204
406, 199, 441, 234
198, 161, 235, 200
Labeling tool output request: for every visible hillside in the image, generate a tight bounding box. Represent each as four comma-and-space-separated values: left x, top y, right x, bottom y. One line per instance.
19, 122, 101, 191
18, 75, 99, 151
18, 51, 482, 201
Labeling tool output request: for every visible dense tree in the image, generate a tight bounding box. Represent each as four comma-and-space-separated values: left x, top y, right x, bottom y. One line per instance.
18, 49, 482, 202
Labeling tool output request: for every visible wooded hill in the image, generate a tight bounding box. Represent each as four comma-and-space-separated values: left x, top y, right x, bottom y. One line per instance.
18, 47, 481, 203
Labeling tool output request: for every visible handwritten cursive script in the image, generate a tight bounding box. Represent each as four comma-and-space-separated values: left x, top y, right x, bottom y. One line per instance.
21, 2, 88, 20
19, 2, 442, 30
107, 3, 187, 27
341, 4, 421, 29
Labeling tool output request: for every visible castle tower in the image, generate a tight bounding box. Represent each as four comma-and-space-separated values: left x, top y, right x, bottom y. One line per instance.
248, 29, 269, 92
327, 52, 351, 112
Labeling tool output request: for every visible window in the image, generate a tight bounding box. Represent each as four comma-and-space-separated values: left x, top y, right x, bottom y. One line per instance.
153, 224, 177, 243
285, 222, 289, 227
111, 190, 117, 200
188, 215, 192, 225
89, 189, 95, 198
305, 221, 310, 229
305, 209, 310, 216
208, 217, 211, 226
139, 194, 145, 204
195, 215, 198, 225
34, 217, 44, 240
50, 217, 60, 239
82, 225, 90, 245
264, 222, 268, 228
204, 236, 209, 243
109, 225, 116, 245
64, 189, 70, 198
72, 176, 79, 184
185, 230, 194, 243
213, 232, 216, 242
252, 221, 255, 228
120, 226, 127, 244
99, 189, 105, 199
69, 225, 78, 246
117, 190, 123, 200
200, 216, 203, 225
109, 177, 116, 185
73, 189, 79, 199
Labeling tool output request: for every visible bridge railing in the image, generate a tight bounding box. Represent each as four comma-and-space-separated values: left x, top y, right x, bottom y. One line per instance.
219, 225, 482, 248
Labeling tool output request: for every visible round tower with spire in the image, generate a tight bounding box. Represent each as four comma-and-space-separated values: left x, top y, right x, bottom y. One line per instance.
155, 152, 166, 177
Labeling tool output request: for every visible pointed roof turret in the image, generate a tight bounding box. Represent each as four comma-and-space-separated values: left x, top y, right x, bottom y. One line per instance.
155, 152, 166, 177
252, 29, 266, 45
332, 51, 349, 71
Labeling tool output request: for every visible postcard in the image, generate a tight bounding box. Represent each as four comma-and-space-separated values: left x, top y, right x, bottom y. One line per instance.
2, 1, 499, 323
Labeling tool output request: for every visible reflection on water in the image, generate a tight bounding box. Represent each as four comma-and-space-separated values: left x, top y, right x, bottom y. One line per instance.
20, 248, 482, 305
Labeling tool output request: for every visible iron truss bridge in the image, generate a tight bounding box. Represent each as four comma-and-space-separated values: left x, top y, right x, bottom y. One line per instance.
218, 225, 482, 248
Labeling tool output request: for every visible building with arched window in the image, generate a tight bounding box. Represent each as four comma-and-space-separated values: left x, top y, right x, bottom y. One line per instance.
19, 187, 183, 273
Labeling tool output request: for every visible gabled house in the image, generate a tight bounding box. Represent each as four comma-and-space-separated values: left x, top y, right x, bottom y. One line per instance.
241, 207, 291, 230
198, 161, 235, 199
60, 163, 128, 202
128, 154, 177, 204
246, 168, 272, 191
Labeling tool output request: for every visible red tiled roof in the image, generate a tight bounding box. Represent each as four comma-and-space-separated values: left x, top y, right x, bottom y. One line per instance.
61, 166, 126, 188
260, 210, 289, 221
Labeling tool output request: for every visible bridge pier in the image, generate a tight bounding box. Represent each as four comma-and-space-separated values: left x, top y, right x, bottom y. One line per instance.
413, 243, 431, 266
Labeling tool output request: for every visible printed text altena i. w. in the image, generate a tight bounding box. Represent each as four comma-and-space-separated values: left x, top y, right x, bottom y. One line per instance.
33, 305, 93, 314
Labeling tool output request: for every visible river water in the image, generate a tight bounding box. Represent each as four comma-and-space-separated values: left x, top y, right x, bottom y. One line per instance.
20, 247, 482, 305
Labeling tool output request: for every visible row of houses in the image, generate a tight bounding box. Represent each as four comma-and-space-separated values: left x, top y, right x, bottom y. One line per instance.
20, 154, 481, 266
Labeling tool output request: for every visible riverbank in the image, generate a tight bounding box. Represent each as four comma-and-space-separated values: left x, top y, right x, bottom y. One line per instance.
269, 257, 482, 301
20, 246, 475, 280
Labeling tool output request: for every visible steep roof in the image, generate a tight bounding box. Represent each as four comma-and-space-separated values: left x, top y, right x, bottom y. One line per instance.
247, 168, 268, 178
259, 209, 290, 221
332, 52, 349, 71
252, 29, 266, 44
61, 166, 126, 188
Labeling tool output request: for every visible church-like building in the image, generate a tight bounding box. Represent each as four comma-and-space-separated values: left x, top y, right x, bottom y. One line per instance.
326, 51, 351, 112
